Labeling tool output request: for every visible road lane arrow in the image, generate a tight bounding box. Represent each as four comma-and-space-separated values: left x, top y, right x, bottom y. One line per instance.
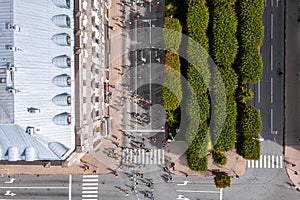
5, 178, 16, 184
4, 190, 16, 196
177, 181, 189, 186
177, 194, 190, 200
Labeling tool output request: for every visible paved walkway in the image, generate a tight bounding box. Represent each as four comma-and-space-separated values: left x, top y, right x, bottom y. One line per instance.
285, 0, 300, 190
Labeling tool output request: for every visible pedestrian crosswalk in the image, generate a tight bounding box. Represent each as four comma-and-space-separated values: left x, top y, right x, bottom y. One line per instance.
82, 175, 99, 200
121, 148, 165, 165
247, 155, 283, 169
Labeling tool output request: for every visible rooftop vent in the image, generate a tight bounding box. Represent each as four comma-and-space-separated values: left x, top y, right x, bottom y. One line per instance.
52, 0, 70, 8
26, 127, 35, 135
24, 147, 36, 161
52, 15, 71, 28
7, 23, 21, 31
8, 146, 20, 161
52, 33, 71, 46
8, 88, 17, 94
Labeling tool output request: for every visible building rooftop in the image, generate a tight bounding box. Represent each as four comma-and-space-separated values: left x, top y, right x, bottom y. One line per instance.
0, 0, 75, 161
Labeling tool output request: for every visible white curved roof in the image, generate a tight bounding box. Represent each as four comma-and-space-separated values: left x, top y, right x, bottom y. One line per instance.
52, 14, 70, 28
52, 33, 71, 46
48, 141, 69, 157
0, 0, 75, 161
52, 74, 71, 87
52, 0, 70, 8
52, 112, 71, 126
52, 55, 71, 68
52, 93, 71, 106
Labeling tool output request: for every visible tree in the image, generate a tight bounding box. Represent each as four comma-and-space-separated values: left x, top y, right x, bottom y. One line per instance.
163, 17, 182, 52
212, 151, 227, 165
213, 171, 231, 188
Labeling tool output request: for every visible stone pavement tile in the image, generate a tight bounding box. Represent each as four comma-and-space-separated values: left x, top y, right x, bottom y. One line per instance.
165, 148, 246, 177
285, 146, 300, 190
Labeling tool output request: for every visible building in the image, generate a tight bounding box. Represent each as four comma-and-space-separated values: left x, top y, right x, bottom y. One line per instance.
0, 0, 109, 165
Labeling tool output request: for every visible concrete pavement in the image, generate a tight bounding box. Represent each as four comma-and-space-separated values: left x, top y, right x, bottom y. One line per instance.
285, 0, 300, 191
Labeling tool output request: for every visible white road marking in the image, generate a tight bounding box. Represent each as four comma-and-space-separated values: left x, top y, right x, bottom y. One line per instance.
264, 155, 267, 168
82, 199, 97, 200
280, 155, 283, 168
271, 109, 273, 132
247, 160, 250, 168
268, 155, 271, 168
276, 155, 279, 168
271, 45, 273, 70
272, 155, 275, 168
252, 160, 255, 168
82, 183, 98, 186
258, 80, 261, 103
82, 187, 98, 190
260, 155, 263, 168
83, 179, 98, 182
220, 188, 223, 200
82, 194, 98, 198
4, 178, 15, 184
176, 190, 220, 193
122, 129, 165, 132
256, 160, 259, 168
69, 174, 72, 200
271, 0, 274, 6
83, 175, 98, 178
0, 187, 68, 189
265, 0, 267, 7
177, 181, 189, 186
271, 13, 273, 39
271, 77, 273, 103
82, 191, 98, 194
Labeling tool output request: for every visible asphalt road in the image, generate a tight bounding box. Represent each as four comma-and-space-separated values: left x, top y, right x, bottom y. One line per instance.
249, 0, 285, 148
0, 175, 82, 200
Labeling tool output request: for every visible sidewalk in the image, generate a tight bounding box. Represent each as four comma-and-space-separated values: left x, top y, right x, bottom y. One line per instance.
285, 0, 300, 190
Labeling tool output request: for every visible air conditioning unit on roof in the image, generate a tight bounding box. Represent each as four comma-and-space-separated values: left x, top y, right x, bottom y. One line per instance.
8, 23, 21, 31
8, 65, 16, 72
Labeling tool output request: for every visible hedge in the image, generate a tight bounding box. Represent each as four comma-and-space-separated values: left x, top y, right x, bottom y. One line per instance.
210, 4, 238, 68
218, 66, 238, 96
163, 17, 183, 52
162, 52, 182, 111
213, 95, 237, 151
236, 104, 262, 160
237, 104, 262, 139
186, 0, 209, 51
213, 171, 231, 188
187, 124, 209, 171
237, 49, 263, 84
212, 151, 227, 165
187, 93, 210, 126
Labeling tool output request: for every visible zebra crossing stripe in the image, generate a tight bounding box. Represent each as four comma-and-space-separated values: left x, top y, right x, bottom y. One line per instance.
280, 155, 283, 168
264, 155, 267, 168
83, 179, 98, 182
271, 155, 275, 168
247, 160, 250, 168
255, 160, 259, 168
276, 155, 279, 168
157, 149, 161, 165
251, 160, 255, 168
83, 175, 99, 178
268, 155, 271, 168
146, 152, 149, 164
138, 149, 141, 164
153, 149, 157, 165
142, 149, 145, 164
260, 155, 263, 168
161, 150, 165, 164
82, 191, 98, 194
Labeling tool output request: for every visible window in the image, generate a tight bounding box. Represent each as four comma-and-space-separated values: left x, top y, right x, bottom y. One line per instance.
0, 78, 6, 83
0, 68, 5, 74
